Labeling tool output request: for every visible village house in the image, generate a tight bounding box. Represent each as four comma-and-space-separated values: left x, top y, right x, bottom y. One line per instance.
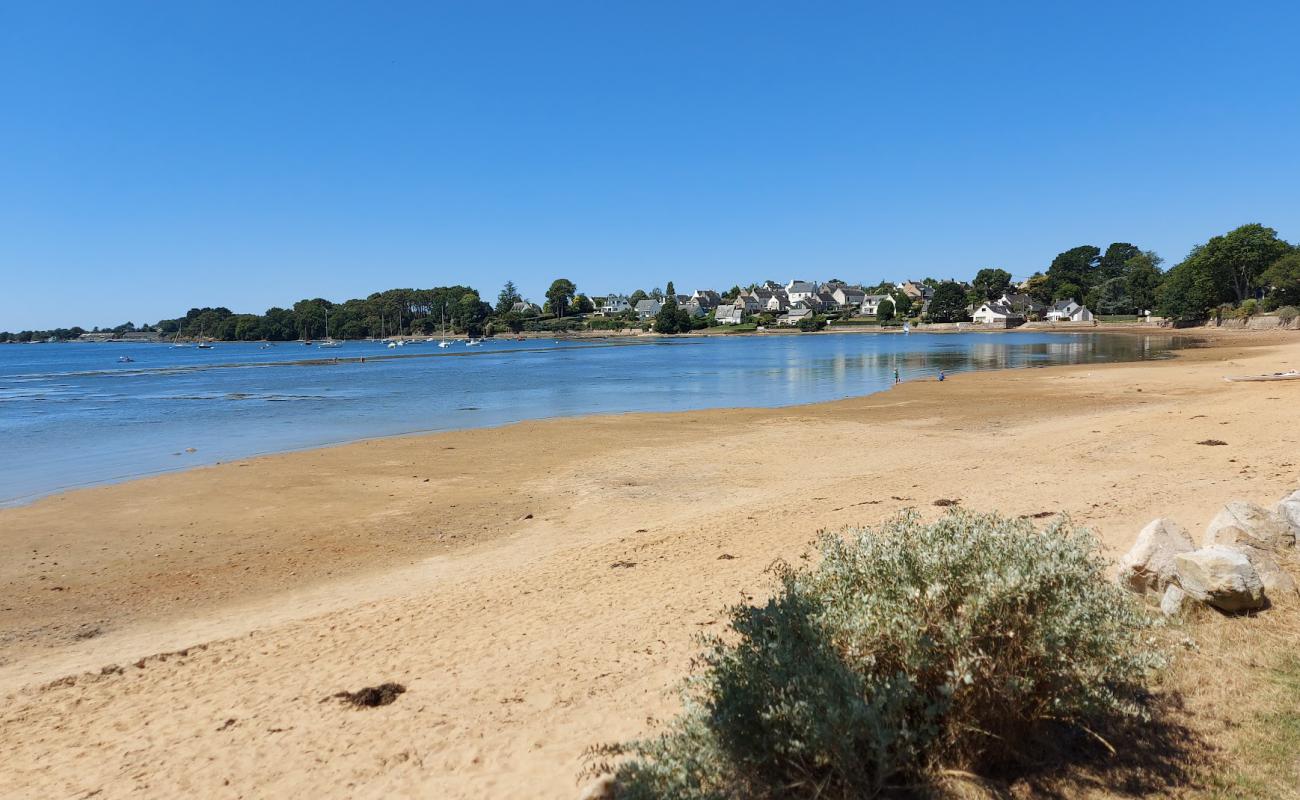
634, 298, 662, 320
860, 294, 893, 316
511, 301, 541, 316
598, 295, 631, 316
999, 292, 1046, 317
681, 299, 707, 318
733, 293, 762, 313
714, 303, 745, 324
785, 280, 818, 304
971, 301, 1025, 327
777, 307, 814, 326
691, 290, 721, 309
898, 281, 934, 303
832, 286, 866, 310
1045, 299, 1095, 322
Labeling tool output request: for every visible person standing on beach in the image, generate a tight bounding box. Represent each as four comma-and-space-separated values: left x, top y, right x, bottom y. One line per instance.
938, 370, 945, 381
894, 367, 900, 384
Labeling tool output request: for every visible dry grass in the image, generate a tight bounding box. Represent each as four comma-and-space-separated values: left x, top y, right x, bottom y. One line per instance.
1170, 604, 1300, 799
927, 604, 1300, 799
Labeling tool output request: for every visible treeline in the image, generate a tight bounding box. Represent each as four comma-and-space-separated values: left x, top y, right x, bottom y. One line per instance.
1018, 223, 1297, 321
4, 223, 1298, 342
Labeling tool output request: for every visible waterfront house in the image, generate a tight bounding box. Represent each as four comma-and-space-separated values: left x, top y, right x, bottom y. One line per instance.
777, 307, 814, 326
635, 299, 662, 320
734, 293, 761, 313
691, 290, 721, 309
999, 292, 1046, 317
598, 295, 631, 316
861, 294, 894, 316
785, 280, 818, 304
511, 301, 542, 316
972, 301, 1025, 327
681, 299, 707, 318
714, 303, 745, 324
1045, 299, 1094, 322
898, 281, 934, 303
832, 286, 866, 310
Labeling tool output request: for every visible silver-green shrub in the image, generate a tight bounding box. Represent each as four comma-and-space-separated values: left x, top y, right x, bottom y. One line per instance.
589, 511, 1161, 799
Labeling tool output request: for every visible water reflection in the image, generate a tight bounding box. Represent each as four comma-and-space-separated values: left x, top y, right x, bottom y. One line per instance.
0, 333, 1190, 505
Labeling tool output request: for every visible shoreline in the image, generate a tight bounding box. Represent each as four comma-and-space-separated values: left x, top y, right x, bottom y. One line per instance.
2, 328, 1298, 798
1, 327, 1197, 509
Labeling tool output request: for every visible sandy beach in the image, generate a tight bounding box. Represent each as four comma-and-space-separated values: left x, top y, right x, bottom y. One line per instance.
2, 328, 1298, 799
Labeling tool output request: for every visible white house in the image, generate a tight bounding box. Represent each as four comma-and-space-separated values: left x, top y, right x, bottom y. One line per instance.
1045, 299, 1094, 322
777, 307, 814, 326
861, 294, 894, 316
598, 295, 631, 316
832, 286, 866, 310
972, 301, 1024, 327
714, 303, 744, 324
785, 280, 818, 304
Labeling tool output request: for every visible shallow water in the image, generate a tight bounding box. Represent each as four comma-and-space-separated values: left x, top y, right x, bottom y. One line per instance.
0, 332, 1190, 505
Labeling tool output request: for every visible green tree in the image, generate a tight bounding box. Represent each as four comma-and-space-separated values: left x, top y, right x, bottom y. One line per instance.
1261, 251, 1300, 308
653, 292, 691, 334
1124, 251, 1164, 314
629, 289, 648, 304
1046, 246, 1101, 301
1094, 278, 1130, 315
891, 291, 913, 317
1212, 223, 1291, 303
546, 278, 577, 318
876, 297, 895, 323
1097, 243, 1142, 284
573, 294, 595, 314
926, 283, 970, 323
495, 281, 522, 315
971, 268, 1012, 301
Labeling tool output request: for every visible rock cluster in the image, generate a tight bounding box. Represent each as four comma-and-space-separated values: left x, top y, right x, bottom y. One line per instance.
1118, 491, 1300, 614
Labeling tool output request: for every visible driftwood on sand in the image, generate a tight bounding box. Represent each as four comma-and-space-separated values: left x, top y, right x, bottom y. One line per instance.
1224, 370, 1300, 382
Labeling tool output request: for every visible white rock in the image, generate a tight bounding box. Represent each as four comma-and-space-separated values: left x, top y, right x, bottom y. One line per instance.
1205, 501, 1295, 551
1117, 518, 1195, 594
1174, 546, 1265, 612
578, 775, 618, 800
1234, 546, 1297, 598
1160, 584, 1188, 617
1274, 489, 1300, 538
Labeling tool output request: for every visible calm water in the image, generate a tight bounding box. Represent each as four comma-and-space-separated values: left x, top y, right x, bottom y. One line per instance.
0, 332, 1190, 506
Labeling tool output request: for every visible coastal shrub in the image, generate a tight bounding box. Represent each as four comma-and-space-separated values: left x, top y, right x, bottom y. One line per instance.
587, 510, 1161, 799
1277, 305, 1299, 325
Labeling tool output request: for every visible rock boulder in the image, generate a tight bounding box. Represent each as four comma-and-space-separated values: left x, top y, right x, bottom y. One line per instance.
1274, 490, 1300, 537
1117, 518, 1195, 594
1174, 546, 1265, 612
1204, 501, 1295, 551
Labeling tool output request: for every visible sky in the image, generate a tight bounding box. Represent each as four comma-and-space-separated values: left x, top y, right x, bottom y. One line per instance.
2, 1, 1299, 330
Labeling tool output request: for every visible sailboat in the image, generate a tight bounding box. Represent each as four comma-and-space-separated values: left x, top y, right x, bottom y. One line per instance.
171, 328, 190, 348
902, 321, 911, 335
438, 305, 451, 348
319, 307, 341, 348
196, 325, 213, 349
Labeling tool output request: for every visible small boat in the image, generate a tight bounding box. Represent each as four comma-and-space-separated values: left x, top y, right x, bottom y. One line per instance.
1225, 370, 1300, 383
387, 341, 397, 349
318, 308, 341, 347
197, 342, 213, 349
118, 356, 134, 363
902, 321, 911, 335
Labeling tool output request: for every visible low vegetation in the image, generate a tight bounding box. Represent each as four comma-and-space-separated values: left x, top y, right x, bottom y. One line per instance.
586, 511, 1163, 798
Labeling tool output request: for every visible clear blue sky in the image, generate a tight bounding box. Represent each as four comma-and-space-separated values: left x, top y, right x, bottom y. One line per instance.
2, 1, 1298, 330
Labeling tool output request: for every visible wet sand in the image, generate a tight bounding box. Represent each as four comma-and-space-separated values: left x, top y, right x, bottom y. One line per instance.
1, 329, 1298, 798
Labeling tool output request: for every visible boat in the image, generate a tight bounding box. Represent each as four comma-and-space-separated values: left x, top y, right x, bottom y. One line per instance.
170, 329, 190, 348
437, 304, 452, 347
902, 321, 911, 335
1225, 370, 1300, 383
318, 307, 341, 348
387, 341, 397, 349
117, 356, 134, 363
197, 341, 213, 349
